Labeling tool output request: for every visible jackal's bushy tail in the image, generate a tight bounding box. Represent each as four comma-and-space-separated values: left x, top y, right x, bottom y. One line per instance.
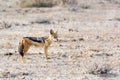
18, 40, 24, 57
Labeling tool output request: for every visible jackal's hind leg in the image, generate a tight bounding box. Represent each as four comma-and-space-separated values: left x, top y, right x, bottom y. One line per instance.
20, 55, 24, 63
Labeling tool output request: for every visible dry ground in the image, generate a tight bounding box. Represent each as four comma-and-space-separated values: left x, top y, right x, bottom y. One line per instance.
0, 0, 120, 80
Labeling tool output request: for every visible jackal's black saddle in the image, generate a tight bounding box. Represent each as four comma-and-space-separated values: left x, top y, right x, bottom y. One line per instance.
25, 37, 46, 43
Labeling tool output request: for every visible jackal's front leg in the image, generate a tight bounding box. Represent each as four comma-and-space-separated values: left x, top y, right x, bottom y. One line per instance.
44, 46, 48, 59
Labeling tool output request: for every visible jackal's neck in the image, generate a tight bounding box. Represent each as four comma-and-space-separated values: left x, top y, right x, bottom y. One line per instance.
46, 35, 53, 45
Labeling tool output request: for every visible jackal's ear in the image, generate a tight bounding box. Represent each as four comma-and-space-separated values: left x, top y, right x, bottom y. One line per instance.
50, 29, 54, 35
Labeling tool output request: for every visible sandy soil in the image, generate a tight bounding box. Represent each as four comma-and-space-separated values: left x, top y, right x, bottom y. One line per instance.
0, 0, 120, 80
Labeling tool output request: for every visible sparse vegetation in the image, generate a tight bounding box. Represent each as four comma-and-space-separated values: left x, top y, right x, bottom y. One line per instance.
16, 0, 78, 8
0, 21, 12, 30
16, 0, 64, 8
88, 63, 113, 75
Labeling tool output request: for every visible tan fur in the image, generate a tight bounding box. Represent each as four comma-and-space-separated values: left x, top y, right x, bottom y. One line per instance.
18, 29, 58, 63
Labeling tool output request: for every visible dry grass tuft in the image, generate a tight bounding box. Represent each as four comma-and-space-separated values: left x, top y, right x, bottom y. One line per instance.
86, 62, 113, 75
0, 42, 13, 49
89, 47, 101, 52
81, 51, 90, 59
4, 42, 12, 48
0, 21, 12, 30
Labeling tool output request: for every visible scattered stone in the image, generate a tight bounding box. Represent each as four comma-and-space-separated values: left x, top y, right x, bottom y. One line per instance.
114, 18, 120, 21
39, 52, 43, 55
14, 23, 20, 26
62, 54, 67, 58
96, 36, 100, 39
22, 23, 28, 26
90, 49, 100, 52
2, 9, 6, 12
105, 53, 113, 56
4, 52, 13, 56
71, 39, 77, 42
117, 45, 120, 47
31, 20, 51, 24
22, 72, 29, 76
59, 44, 63, 47
79, 38, 84, 41
68, 28, 73, 32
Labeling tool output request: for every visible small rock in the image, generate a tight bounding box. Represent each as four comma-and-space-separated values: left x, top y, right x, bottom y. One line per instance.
72, 39, 77, 42
62, 54, 67, 58
4, 52, 13, 56
59, 44, 63, 47
68, 28, 73, 32
79, 38, 84, 41
22, 72, 29, 75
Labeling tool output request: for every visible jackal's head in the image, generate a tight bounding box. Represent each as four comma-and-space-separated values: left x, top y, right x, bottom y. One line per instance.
50, 29, 58, 41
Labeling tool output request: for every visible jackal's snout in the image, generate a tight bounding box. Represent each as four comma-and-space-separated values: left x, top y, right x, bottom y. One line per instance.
54, 33, 58, 41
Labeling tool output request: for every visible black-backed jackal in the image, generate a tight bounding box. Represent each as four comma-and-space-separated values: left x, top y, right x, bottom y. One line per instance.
18, 29, 58, 63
